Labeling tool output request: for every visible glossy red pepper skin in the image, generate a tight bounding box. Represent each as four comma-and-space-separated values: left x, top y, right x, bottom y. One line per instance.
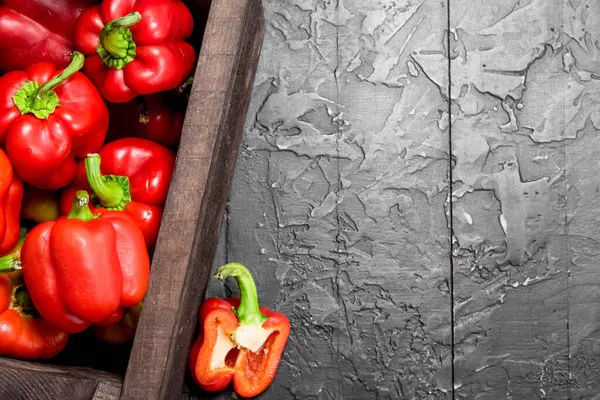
59, 188, 158, 250
0, 148, 23, 256
0, 0, 95, 72
0, 274, 70, 360
0, 178, 24, 256
59, 138, 175, 250
73, 0, 196, 103
0, 54, 109, 190
106, 93, 185, 148
21, 191, 150, 334
60, 190, 162, 253
94, 138, 175, 206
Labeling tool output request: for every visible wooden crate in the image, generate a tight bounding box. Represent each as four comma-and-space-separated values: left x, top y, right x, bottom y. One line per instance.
0, 0, 265, 399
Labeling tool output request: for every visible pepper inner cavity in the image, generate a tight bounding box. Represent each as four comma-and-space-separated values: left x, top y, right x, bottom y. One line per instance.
225, 347, 239, 368
211, 326, 237, 370
231, 324, 273, 353
245, 332, 279, 378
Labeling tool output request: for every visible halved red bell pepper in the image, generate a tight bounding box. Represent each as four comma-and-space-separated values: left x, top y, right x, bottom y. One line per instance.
21, 190, 150, 334
0, 148, 23, 256
59, 138, 175, 250
0, 52, 109, 190
188, 263, 290, 398
0, 273, 69, 360
73, 0, 196, 103
0, 0, 95, 72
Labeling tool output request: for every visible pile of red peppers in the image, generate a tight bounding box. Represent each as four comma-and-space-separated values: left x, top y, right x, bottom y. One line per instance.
0, 0, 289, 397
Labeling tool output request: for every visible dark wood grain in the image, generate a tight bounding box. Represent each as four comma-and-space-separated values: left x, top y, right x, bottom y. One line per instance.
0, 358, 122, 400
121, 0, 265, 399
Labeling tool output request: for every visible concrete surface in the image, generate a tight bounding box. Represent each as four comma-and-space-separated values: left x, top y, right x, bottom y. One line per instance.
198, 1, 600, 399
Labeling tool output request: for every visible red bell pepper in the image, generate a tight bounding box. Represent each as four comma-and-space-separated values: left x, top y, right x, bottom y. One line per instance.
0, 148, 23, 256
73, 0, 196, 103
105, 76, 192, 148
0, 274, 69, 360
0, 179, 23, 257
106, 86, 189, 148
0, 52, 109, 190
188, 263, 290, 398
93, 301, 143, 344
21, 190, 150, 334
20, 185, 59, 224
0, 0, 95, 72
59, 138, 175, 250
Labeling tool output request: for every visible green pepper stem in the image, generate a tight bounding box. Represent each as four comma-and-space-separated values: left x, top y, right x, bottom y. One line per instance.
85, 154, 128, 209
99, 12, 141, 60
35, 52, 85, 102
177, 76, 194, 94
215, 263, 268, 326
13, 285, 36, 317
67, 191, 95, 222
12, 52, 84, 119
0, 254, 20, 272
137, 97, 150, 124
18, 227, 28, 241
0, 227, 29, 273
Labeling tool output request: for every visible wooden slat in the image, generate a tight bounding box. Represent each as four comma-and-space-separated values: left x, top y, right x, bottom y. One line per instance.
0, 358, 121, 400
121, 0, 265, 399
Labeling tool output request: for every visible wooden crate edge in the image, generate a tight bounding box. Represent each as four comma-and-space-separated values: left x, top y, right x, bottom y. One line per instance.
0, 357, 122, 400
121, 0, 265, 399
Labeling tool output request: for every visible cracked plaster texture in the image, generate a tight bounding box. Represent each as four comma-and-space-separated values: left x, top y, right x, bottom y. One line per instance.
187, 1, 600, 399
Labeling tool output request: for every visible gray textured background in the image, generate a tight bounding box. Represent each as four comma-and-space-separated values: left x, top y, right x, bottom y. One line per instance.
196, 1, 600, 399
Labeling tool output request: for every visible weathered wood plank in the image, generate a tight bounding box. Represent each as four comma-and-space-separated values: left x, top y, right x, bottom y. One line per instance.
204, 0, 453, 398
448, 1, 597, 398
121, 0, 265, 399
0, 358, 122, 400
